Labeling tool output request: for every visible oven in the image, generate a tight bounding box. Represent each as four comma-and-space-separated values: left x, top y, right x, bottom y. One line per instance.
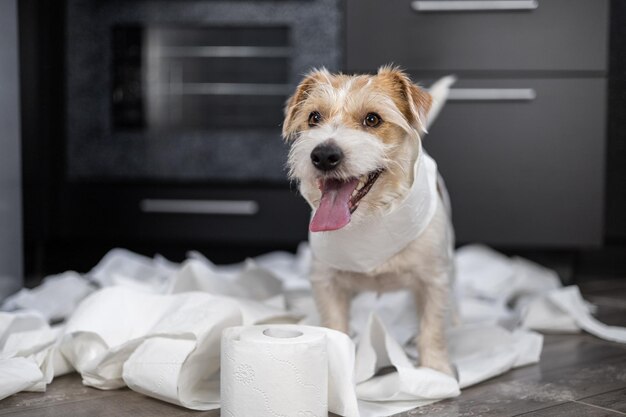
24, 0, 343, 271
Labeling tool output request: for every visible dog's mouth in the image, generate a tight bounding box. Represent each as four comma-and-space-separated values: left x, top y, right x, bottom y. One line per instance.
309, 169, 383, 232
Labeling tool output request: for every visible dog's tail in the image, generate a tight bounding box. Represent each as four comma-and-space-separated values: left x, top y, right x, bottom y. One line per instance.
425, 75, 457, 131
424, 75, 456, 229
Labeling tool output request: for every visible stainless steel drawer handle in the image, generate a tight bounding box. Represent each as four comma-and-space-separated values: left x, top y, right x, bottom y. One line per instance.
157, 46, 292, 59
448, 88, 536, 101
412, 0, 538, 12
140, 199, 259, 215
161, 82, 292, 96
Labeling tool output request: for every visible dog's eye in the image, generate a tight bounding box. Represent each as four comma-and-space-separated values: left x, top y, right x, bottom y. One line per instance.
364, 112, 382, 128
308, 111, 322, 127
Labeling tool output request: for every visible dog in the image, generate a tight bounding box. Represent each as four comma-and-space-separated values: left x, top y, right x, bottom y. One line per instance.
282, 66, 455, 375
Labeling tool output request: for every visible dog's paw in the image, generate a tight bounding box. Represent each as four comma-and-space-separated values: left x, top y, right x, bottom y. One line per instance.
421, 355, 455, 377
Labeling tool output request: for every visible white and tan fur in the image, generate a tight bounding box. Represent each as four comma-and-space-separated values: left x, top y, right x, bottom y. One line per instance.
283, 66, 454, 375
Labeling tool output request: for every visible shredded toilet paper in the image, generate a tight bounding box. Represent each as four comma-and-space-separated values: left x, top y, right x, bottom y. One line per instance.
1, 244, 625, 417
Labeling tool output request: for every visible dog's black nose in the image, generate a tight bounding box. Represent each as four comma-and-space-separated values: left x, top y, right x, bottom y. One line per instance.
310, 143, 344, 171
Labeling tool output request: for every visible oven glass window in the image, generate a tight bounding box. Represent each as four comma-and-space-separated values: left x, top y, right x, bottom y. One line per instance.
112, 26, 291, 131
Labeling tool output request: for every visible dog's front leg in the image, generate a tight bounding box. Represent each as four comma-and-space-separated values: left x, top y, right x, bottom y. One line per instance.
414, 274, 453, 376
310, 267, 352, 334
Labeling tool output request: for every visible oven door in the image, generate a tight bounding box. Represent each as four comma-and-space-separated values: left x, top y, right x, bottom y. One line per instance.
51, 0, 342, 264
66, 0, 342, 183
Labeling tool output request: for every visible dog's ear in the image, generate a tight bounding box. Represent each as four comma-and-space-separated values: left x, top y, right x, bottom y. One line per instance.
282, 69, 328, 142
377, 65, 432, 134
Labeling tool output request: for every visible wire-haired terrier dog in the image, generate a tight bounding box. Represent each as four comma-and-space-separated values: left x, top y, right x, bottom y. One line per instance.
283, 66, 455, 375
283, 66, 454, 374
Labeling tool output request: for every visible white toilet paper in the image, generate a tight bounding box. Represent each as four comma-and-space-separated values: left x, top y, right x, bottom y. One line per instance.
221, 325, 329, 417
3, 245, 626, 414
309, 149, 439, 273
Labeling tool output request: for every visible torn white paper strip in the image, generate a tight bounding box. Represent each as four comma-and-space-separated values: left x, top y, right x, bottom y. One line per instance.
0, 311, 49, 347
88, 248, 177, 290
548, 286, 626, 343
0, 357, 43, 400
356, 315, 460, 404
448, 324, 543, 388
1, 272, 93, 322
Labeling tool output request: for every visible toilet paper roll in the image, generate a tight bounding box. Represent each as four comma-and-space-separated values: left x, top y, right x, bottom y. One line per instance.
221, 325, 328, 417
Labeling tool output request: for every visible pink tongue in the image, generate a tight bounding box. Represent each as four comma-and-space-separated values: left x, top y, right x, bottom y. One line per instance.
310, 178, 359, 232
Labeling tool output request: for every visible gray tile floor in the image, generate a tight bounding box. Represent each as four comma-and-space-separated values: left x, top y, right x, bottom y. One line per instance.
1, 280, 625, 417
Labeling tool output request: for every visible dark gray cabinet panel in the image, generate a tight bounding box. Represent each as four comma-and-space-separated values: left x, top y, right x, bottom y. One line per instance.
424, 78, 606, 246
347, 0, 609, 72
0, 0, 23, 297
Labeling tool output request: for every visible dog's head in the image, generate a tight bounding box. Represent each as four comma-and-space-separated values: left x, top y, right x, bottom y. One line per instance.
283, 66, 432, 232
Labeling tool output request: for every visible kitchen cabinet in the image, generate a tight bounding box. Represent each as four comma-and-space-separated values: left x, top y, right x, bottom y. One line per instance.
347, 0, 609, 247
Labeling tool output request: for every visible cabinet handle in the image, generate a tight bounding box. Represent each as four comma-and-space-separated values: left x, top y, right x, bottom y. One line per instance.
448, 88, 536, 101
161, 82, 292, 96
412, 0, 538, 12
158, 46, 291, 58
140, 199, 259, 215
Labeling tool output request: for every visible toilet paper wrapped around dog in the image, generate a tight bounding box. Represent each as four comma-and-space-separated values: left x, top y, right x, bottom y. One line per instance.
309, 149, 440, 273
308, 75, 456, 273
